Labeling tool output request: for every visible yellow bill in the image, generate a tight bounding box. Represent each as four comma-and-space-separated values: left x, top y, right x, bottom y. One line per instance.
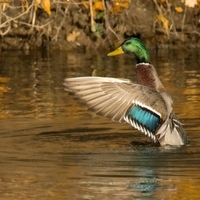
107, 46, 124, 56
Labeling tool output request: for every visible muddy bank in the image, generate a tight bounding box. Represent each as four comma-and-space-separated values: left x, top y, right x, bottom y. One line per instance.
0, 0, 200, 50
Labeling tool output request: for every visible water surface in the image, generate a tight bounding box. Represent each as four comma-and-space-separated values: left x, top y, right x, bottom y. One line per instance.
0, 48, 200, 199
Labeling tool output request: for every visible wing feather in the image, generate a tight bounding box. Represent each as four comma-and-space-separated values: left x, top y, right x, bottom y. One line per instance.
64, 77, 168, 124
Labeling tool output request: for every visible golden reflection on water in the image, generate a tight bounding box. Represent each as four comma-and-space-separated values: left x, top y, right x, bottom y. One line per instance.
0, 49, 200, 199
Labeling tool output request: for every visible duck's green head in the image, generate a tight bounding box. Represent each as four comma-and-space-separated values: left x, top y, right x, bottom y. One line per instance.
107, 37, 150, 64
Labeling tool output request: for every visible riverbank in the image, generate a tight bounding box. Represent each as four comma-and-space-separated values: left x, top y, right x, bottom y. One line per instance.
0, 0, 200, 50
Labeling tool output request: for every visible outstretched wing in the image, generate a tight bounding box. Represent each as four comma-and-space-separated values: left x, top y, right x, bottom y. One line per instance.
64, 77, 168, 141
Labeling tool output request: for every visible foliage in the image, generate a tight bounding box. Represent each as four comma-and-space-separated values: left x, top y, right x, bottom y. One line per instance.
0, 0, 200, 48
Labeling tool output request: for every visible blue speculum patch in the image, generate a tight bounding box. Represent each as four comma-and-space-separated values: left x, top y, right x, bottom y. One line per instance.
128, 105, 160, 133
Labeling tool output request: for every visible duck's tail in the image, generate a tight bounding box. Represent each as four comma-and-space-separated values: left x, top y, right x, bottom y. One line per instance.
157, 113, 188, 146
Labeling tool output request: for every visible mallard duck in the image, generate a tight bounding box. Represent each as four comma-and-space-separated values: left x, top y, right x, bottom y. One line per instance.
63, 37, 188, 146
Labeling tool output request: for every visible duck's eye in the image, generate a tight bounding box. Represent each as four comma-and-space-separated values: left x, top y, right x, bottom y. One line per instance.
125, 41, 131, 45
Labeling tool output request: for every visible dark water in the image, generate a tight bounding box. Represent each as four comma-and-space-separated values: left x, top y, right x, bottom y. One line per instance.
0, 48, 200, 199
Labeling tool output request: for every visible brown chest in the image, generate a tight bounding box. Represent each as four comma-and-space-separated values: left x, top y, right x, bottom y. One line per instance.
136, 64, 156, 88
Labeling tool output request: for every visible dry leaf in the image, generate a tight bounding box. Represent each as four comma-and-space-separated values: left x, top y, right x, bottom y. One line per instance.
110, 0, 131, 14
93, 1, 104, 11
182, 0, 197, 7
41, 0, 51, 15
175, 7, 183, 13
156, 15, 169, 31
34, 0, 41, 10
67, 31, 80, 42
34, 0, 51, 15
